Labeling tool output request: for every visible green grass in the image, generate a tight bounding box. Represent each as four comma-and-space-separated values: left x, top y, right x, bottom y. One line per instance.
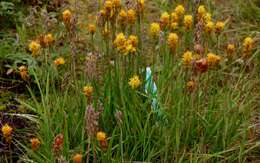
0, 0, 259, 162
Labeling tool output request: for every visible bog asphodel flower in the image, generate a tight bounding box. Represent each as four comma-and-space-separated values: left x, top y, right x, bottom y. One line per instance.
128, 75, 141, 89
19, 66, 29, 80
182, 51, 193, 66
63, 9, 72, 23
29, 41, 41, 56
215, 21, 225, 34
72, 153, 83, 163
171, 12, 179, 22
187, 80, 196, 92
54, 57, 65, 66
30, 138, 41, 151
204, 13, 212, 22
149, 23, 160, 38
204, 21, 214, 34
87, 24, 96, 35
170, 22, 178, 30
97, 131, 106, 141
226, 44, 235, 56
112, 0, 121, 8
1, 124, 13, 138
83, 85, 93, 97
160, 12, 170, 28
114, 33, 127, 52
127, 9, 136, 24
43, 33, 54, 46
183, 15, 193, 30
242, 37, 254, 57
128, 35, 138, 47
207, 53, 221, 66
118, 9, 127, 26
167, 33, 179, 50
175, 5, 185, 16
197, 5, 206, 19
104, 0, 113, 11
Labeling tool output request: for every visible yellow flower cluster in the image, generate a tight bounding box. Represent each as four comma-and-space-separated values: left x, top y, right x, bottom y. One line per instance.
128, 75, 141, 89
167, 33, 179, 50
63, 9, 72, 23
1, 124, 13, 139
183, 15, 193, 30
182, 51, 193, 66
149, 23, 161, 38
160, 12, 170, 28
226, 44, 235, 56
118, 9, 127, 27
54, 57, 65, 66
114, 33, 138, 55
204, 21, 214, 34
97, 131, 107, 141
127, 9, 136, 25
175, 5, 185, 16
88, 24, 96, 35
215, 21, 225, 34
207, 53, 221, 66
30, 138, 41, 151
242, 37, 254, 57
72, 153, 83, 163
19, 66, 29, 80
29, 41, 41, 56
43, 33, 54, 46
83, 85, 93, 97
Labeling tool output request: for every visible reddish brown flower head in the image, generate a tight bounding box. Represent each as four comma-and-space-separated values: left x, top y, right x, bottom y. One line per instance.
195, 58, 208, 73
53, 133, 64, 154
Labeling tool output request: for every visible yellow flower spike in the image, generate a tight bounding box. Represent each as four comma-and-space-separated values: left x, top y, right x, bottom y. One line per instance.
187, 80, 196, 92
125, 44, 136, 54
96, 131, 107, 141
83, 85, 93, 97
43, 33, 54, 46
104, 0, 113, 11
160, 12, 170, 28
207, 53, 221, 66
204, 21, 214, 34
128, 35, 138, 47
127, 9, 136, 24
226, 44, 235, 56
215, 21, 225, 34
87, 24, 96, 35
100, 9, 107, 17
149, 23, 160, 38
170, 22, 178, 31
54, 57, 65, 66
72, 153, 83, 163
29, 41, 41, 56
114, 33, 127, 52
197, 5, 206, 19
203, 13, 212, 22
128, 75, 141, 89
167, 33, 179, 50
118, 9, 127, 26
30, 138, 41, 151
182, 51, 193, 66
175, 5, 185, 16
112, 0, 121, 8
171, 12, 179, 22
242, 37, 254, 57
19, 66, 29, 80
183, 15, 193, 30
62, 9, 72, 23
1, 124, 13, 138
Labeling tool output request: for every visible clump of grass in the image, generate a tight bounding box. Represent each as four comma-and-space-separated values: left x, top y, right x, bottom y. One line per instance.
1, 0, 259, 162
